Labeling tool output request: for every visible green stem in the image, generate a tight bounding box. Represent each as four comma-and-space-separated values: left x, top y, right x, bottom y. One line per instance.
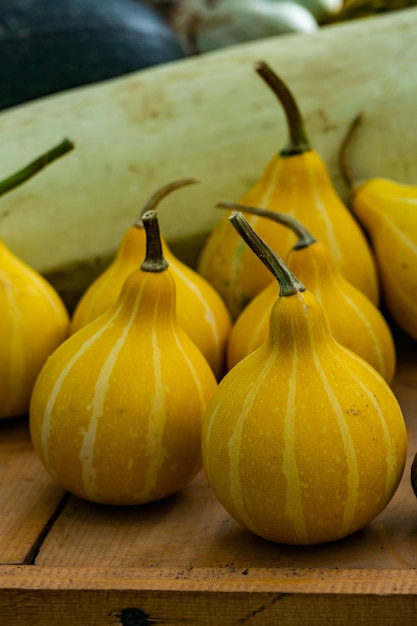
0, 138, 74, 198
216, 200, 316, 249
134, 177, 199, 228
228, 211, 305, 297
255, 60, 310, 156
338, 113, 363, 190
141, 210, 169, 272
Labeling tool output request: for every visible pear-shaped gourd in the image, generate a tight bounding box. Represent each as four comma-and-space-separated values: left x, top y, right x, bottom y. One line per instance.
222, 201, 396, 384
202, 211, 407, 545
197, 60, 379, 319
0, 140, 73, 419
71, 179, 231, 379
30, 210, 218, 505
340, 114, 417, 341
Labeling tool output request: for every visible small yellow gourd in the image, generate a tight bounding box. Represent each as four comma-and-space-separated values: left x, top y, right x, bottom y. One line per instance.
30, 210, 217, 505
202, 211, 407, 545
70, 179, 231, 379
340, 114, 417, 341
0, 140, 73, 419
197, 60, 379, 319
222, 201, 396, 384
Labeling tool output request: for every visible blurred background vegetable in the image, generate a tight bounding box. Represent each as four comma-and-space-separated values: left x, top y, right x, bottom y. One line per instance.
1, 0, 415, 110
331, 0, 417, 21
0, 0, 186, 111
165, 0, 321, 54
150, 0, 417, 53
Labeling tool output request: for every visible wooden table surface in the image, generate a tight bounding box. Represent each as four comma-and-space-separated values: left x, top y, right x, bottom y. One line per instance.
1, 329, 417, 625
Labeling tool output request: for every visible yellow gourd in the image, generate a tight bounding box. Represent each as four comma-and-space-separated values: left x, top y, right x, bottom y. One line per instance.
70, 179, 231, 379
197, 60, 379, 319
202, 211, 407, 545
30, 210, 217, 505
340, 114, 417, 341
0, 140, 73, 419
222, 201, 396, 384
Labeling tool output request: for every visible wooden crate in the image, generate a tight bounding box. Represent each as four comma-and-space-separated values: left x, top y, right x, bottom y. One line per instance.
1, 330, 417, 625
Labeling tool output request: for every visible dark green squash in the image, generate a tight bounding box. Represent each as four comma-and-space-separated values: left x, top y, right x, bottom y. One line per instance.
0, 0, 186, 110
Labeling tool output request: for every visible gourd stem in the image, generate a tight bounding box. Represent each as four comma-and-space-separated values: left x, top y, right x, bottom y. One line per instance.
338, 113, 362, 190
255, 60, 310, 156
216, 200, 316, 249
0, 138, 74, 199
228, 211, 305, 297
141, 210, 169, 272
134, 178, 199, 228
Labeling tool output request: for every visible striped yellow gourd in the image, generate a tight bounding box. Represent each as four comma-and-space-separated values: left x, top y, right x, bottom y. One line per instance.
0, 241, 69, 418
340, 114, 417, 342
197, 61, 378, 319
70, 179, 231, 380
223, 201, 396, 384
0, 139, 73, 419
30, 210, 217, 505
351, 179, 417, 341
202, 211, 407, 545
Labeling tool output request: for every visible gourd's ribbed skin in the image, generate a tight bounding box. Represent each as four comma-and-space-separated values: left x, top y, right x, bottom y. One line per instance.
30, 267, 217, 505
198, 151, 379, 319
0, 241, 69, 418
227, 240, 395, 384
71, 226, 231, 379
202, 290, 407, 545
351, 178, 417, 341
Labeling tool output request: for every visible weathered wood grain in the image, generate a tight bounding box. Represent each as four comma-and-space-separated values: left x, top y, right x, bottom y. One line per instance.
0, 418, 65, 565
0, 566, 417, 625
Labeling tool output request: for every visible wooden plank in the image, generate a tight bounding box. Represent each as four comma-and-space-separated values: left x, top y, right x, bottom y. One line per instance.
0, 566, 417, 625
0, 587, 414, 626
0, 418, 65, 565
2, 563, 417, 593
32, 463, 417, 570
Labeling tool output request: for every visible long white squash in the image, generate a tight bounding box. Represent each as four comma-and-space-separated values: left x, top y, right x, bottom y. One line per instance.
0, 8, 416, 307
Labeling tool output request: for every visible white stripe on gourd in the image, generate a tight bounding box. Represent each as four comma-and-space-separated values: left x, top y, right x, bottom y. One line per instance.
41, 306, 118, 480
169, 261, 222, 369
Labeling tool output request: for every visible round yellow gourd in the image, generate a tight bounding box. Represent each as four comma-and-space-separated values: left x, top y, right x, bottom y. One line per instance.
197, 61, 379, 319
70, 179, 231, 379
224, 202, 396, 384
0, 241, 69, 418
30, 210, 217, 505
202, 211, 407, 545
